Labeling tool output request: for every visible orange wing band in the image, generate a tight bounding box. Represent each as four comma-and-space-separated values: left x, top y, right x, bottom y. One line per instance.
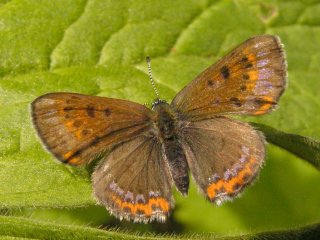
207, 156, 258, 201
111, 195, 170, 217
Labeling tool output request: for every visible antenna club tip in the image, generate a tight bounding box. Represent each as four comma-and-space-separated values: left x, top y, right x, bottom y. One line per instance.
146, 56, 151, 63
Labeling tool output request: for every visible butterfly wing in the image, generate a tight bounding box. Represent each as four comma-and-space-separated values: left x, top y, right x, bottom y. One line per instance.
31, 93, 153, 165
172, 35, 287, 120
93, 135, 174, 223
180, 117, 265, 204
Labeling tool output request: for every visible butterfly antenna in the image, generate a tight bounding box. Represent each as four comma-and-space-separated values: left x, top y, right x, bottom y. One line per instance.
146, 56, 160, 100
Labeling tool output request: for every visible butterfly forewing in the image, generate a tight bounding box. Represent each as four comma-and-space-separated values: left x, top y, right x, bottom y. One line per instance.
31, 93, 153, 165
93, 135, 174, 223
180, 117, 265, 204
172, 35, 287, 120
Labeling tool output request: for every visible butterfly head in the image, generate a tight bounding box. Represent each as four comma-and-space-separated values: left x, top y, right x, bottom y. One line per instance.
151, 98, 168, 110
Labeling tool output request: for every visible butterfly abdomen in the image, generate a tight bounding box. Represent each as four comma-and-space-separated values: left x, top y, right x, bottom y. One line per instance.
154, 102, 189, 196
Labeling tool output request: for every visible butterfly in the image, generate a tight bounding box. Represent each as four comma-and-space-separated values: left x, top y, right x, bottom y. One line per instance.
31, 35, 287, 223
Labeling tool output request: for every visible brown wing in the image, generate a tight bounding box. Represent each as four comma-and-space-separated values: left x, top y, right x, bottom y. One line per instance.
180, 117, 265, 204
93, 135, 174, 223
31, 93, 153, 165
171, 35, 287, 120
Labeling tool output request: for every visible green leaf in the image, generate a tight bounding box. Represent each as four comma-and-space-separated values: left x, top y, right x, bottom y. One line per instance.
0, 0, 319, 236
0, 216, 320, 240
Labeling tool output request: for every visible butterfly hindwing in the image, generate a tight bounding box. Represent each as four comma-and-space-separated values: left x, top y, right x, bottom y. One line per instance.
172, 35, 287, 120
180, 117, 265, 204
93, 135, 174, 223
31, 93, 153, 165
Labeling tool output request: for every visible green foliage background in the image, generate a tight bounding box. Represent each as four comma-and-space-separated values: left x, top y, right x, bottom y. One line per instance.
0, 0, 319, 238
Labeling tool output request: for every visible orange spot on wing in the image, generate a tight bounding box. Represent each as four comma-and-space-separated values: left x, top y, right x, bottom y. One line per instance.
62, 151, 82, 165
253, 96, 275, 115
157, 198, 170, 212
64, 121, 85, 140
75, 130, 83, 140
65, 121, 73, 129
244, 70, 259, 93
207, 156, 257, 200
68, 157, 82, 165
111, 195, 170, 217
63, 151, 73, 159
248, 54, 256, 62
248, 70, 258, 81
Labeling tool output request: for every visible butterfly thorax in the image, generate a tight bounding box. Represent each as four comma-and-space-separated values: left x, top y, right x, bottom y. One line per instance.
153, 101, 189, 196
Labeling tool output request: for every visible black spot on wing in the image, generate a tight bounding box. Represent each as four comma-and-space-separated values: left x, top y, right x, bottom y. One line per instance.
245, 63, 253, 68
240, 85, 247, 91
86, 106, 95, 118
220, 66, 230, 79
63, 107, 73, 112
230, 97, 242, 107
254, 98, 276, 107
243, 74, 250, 80
241, 56, 248, 62
82, 129, 90, 136
104, 108, 111, 116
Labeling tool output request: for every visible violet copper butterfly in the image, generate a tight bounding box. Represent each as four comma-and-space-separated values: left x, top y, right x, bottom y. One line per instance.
31, 35, 287, 223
